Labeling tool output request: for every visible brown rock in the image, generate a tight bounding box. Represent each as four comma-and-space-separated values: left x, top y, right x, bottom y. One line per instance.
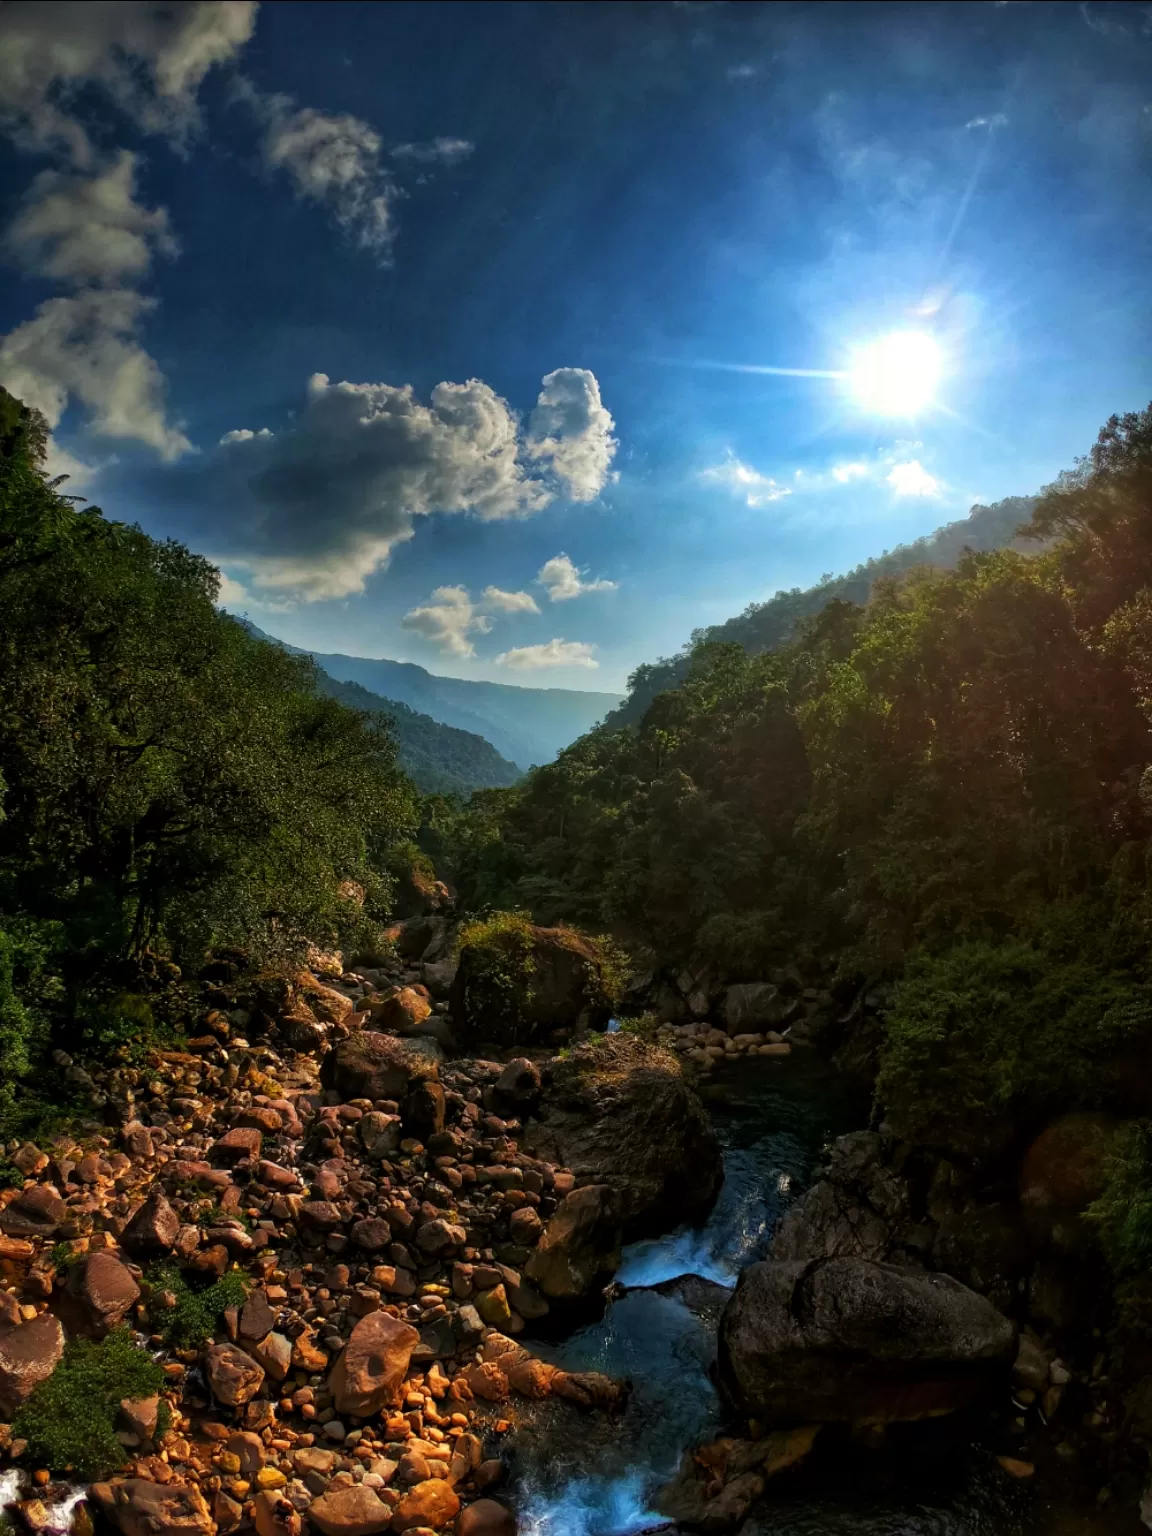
211, 1128, 262, 1166
122, 1187, 181, 1257
450, 924, 613, 1045
456, 1500, 517, 1536
321, 1032, 441, 1103
371, 988, 432, 1035
309, 1485, 395, 1536
119, 1396, 160, 1442
328, 1310, 419, 1416
464, 1361, 509, 1402
88, 1480, 214, 1536
205, 1342, 266, 1407
239, 1289, 276, 1340
253, 1492, 302, 1536
0, 1184, 64, 1237
65, 1252, 141, 1337
254, 1331, 293, 1381
523, 1185, 622, 1300
351, 1218, 392, 1252
0, 1312, 64, 1416
391, 1480, 459, 1532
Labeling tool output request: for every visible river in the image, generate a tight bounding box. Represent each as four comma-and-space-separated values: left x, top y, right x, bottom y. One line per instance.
505, 1053, 1144, 1536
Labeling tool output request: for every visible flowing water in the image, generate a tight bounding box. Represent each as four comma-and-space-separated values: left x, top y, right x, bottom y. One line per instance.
508, 1054, 1144, 1536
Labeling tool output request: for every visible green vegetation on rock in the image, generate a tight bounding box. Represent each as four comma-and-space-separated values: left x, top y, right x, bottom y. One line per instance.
147, 1265, 250, 1348
14, 1326, 166, 1478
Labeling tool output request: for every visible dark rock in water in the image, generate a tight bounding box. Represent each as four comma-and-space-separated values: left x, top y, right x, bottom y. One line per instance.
658, 1425, 820, 1531
321, 1030, 441, 1101
524, 1034, 723, 1240
718, 1256, 1016, 1426
650, 1272, 733, 1317
524, 1184, 623, 1299
771, 1132, 914, 1265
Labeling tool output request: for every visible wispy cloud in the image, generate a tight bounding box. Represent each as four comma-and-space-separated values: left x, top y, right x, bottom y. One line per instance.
391, 136, 473, 166
483, 586, 540, 614
699, 452, 792, 506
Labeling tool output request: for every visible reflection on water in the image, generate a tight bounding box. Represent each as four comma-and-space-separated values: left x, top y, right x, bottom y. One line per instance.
511, 1054, 1142, 1536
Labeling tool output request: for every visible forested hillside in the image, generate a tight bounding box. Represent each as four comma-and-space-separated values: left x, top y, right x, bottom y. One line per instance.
311, 673, 521, 795
0, 388, 415, 1130
614, 494, 1038, 724
445, 406, 1152, 1269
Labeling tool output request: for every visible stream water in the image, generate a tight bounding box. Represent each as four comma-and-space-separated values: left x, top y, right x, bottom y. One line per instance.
507, 1054, 1145, 1536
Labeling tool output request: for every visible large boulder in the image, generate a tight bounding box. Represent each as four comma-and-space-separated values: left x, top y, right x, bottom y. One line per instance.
718, 1257, 1016, 1426
450, 919, 614, 1047
524, 1185, 623, 1300
88, 1480, 215, 1536
321, 1031, 441, 1102
63, 1252, 141, 1337
771, 1133, 913, 1265
0, 1312, 64, 1416
328, 1310, 419, 1416
525, 1035, 722, 1239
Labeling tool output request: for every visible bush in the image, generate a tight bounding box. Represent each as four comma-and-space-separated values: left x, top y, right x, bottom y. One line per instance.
14, 1326, 166, 1477
147, 1265, 250, 1348
1087, 1120, 1152, 1276
877, 939, 1152, 1155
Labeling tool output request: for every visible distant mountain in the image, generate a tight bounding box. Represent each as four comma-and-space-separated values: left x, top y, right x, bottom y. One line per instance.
239, 623, 621, 769
612, 495, 1040, 726
313, 673, 521, 796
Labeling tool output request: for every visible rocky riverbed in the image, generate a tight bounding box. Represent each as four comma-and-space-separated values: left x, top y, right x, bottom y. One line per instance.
0, 918, 1144, 1536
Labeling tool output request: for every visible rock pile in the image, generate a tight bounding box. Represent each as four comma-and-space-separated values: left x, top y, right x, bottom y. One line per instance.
0, 940, 663, 1536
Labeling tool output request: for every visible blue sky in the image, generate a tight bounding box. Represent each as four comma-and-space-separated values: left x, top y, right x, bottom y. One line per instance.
1, 0, 1151, 691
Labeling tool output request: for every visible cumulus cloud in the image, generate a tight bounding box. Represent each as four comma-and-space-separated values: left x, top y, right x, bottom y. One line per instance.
537, 553, 616, 603
0, 0, 256, 164
483, 586, 540, 614
496, 639, 599, 671
886, 460, 940, 497
699, 452, 792, 506
0, 289, 190, 458
391, 136, 474, 165
401, 585, 491, 658
246, 89, 396, 254
5, 152, 177, 286
526, 368, 617, 502
155, 368, 614, 602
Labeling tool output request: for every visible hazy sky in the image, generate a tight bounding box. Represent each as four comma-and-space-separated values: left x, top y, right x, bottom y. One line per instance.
1, 0, 1150, 690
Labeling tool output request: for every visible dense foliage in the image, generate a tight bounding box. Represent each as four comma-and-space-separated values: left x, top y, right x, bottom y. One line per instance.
446, 407, 1152, 1156
0, 388, 415, 1115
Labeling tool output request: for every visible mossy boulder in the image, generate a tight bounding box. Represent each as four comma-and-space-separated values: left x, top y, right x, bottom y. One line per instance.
525, 1033, 723, 1239
449, 914, 621, 1047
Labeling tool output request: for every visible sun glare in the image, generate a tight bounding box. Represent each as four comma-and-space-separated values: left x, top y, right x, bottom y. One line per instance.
847, 330, 942, 417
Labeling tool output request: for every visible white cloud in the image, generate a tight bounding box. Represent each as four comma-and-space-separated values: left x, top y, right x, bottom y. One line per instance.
401, 585, 491, 658
496, 639, 598, 671
537, 552, 616, 603
0, 289, 190, 458
886, 460, 940, 497
699, 452, 792, 506
157, 368, 615, 602
965, 113, 1008, 131
526, 367, 617, 501
215, 572, 250, 606
831, 461, 869, 483
249, 90, 396, 254
391, 136, 473, 166
0, 0, 256, 164
483, 586, 540, 614
5, 152, 177, 286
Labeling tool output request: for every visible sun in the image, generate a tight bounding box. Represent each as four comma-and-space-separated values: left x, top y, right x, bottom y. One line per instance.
846, 331, 942, 417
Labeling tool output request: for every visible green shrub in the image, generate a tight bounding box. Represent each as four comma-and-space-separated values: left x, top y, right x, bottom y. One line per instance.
147, 1265, 249, 1347
14, 1326, 165, 1477
1087, 1120, 1152, 1276
877, 939, 1152, 1155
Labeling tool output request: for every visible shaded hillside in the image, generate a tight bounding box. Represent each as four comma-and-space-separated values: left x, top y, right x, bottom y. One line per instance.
244, 630, 621, 768
313, 672, 521, 796
613, 496, 1038, 725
